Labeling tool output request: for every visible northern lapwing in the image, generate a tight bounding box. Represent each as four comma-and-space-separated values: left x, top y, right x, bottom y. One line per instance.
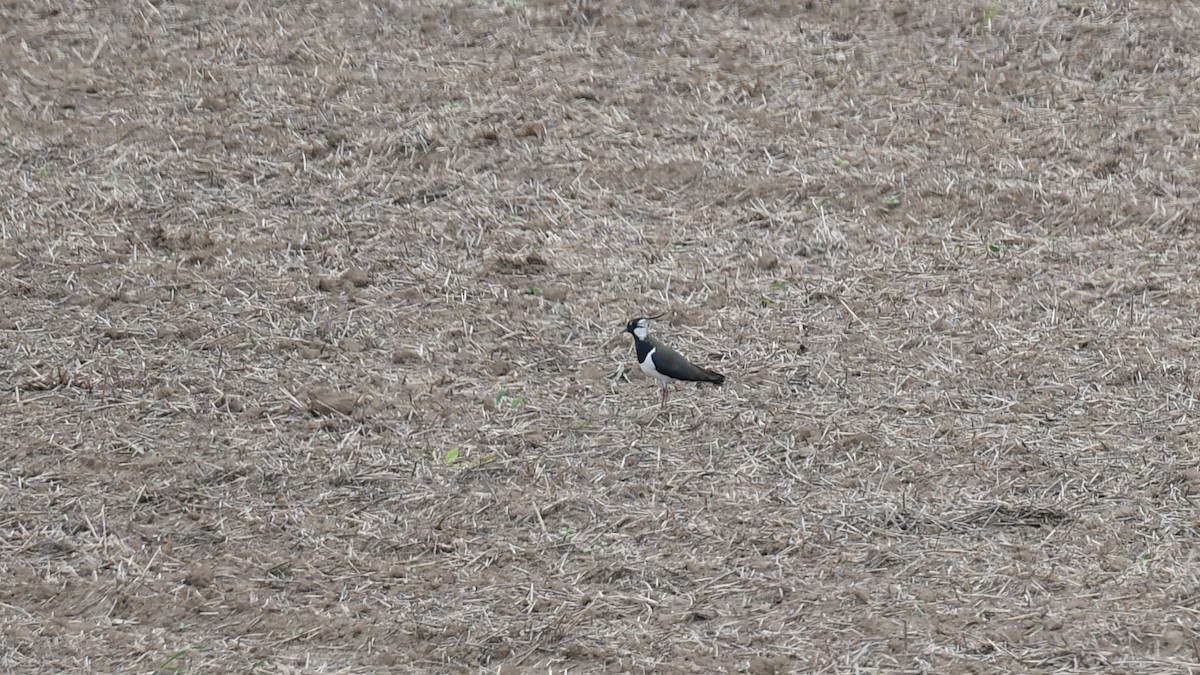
625, 314, 725, 407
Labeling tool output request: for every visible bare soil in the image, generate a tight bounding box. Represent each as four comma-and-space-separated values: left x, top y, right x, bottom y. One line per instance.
3, 1, 1200, 672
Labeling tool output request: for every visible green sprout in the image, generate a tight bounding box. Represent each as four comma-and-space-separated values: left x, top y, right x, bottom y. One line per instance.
440, 447, 495, 470
157, 644, 207, 673
494, 389, 525, 409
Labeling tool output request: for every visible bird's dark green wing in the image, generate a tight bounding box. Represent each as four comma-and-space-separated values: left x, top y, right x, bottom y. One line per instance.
647, 337, 725, 385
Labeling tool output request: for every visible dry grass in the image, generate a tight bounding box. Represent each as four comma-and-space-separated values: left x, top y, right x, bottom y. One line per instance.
3, 0, 1200, 672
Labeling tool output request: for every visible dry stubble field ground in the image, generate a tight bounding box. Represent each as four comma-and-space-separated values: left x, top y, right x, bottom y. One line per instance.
3, 1, 1200, 673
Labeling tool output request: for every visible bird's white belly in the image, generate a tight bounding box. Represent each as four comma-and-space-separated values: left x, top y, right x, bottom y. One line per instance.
639, 348, 671, 384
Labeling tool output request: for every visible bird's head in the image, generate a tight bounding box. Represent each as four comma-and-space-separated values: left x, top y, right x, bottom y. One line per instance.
625, 314, 663, 340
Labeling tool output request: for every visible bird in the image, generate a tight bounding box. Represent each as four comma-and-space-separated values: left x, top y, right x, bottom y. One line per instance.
624, 314, 725, 408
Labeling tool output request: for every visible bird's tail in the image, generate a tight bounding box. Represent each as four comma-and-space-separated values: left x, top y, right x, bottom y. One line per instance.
701, 368, 725, 386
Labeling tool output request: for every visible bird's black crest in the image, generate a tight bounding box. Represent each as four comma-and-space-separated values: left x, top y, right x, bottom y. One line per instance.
625, 314, 663, 333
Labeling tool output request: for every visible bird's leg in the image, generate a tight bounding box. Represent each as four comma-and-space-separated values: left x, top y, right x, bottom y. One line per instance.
660, 385, 669, 408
